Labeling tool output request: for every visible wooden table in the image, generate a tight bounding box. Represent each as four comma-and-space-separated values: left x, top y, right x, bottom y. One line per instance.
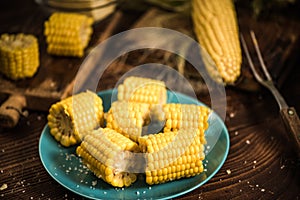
1, 1, 299, 199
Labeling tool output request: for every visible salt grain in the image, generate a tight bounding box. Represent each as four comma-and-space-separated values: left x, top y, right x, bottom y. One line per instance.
0, 183, 8, 191
226, 169, 231, 175
261, 189, 265, 192
229, 112, 235, 118
92, 181, 97, 186
246, 140, 251, 144
234, 131, 239, 136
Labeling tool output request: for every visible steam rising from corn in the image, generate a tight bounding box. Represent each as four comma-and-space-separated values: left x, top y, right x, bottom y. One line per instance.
47, 76, 210, 187
76, 128, 140, 187
0, 33, 39, 80
44, 12, 93, 57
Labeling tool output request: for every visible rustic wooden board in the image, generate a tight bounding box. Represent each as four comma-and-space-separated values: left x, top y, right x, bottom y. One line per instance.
0, 4, 120, 112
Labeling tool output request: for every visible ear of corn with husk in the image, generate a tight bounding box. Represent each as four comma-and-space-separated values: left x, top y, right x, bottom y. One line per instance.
191, 0, 242, 84
44, 12, 93, 57
0, 33, 39, 80
47, 90, 104, 147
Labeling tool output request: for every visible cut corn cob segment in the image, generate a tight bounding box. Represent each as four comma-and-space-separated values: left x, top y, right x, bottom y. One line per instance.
44, 12, 93, 57
139, 128, 207, 185
47, 90, 103, 147
0, 33, 39, 80
117, 76, 167, 105
76, 128, 140, 187
191, 0, 242, 84
106, 101, 151, 142
162, 103, 210, 133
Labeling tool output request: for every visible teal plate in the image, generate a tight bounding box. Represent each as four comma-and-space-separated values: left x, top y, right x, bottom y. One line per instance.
39, 89, 229, 200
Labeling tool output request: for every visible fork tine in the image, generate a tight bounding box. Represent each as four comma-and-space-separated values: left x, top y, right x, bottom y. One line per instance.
240, 33, 264, 83
250, 31, 273, 81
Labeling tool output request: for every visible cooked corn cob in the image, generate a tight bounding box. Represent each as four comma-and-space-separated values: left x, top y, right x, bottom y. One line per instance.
118, 76, 167, 105
44, 12, 93, 57
191, 0, 242, 84
106, 101, 150, 142
139, 128, 207, 185
47, 90, 103, 147
76, 128, 139, 187
162, 103, 210, 133
0, 33, 39, 80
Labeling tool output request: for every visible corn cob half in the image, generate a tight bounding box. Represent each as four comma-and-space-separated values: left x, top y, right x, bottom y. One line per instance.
162, 103, 210, 133
47, 90, 103, 147
0, 33, 39, 80
76, 128, 140, 187
139, 128, 207, 185
106, 101, 151, 142
191, 0, 242, 84
117, 76, 167, 105
44, 12, 93, 57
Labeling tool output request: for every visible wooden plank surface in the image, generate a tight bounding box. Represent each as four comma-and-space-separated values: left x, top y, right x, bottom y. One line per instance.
0, 0, 299, 199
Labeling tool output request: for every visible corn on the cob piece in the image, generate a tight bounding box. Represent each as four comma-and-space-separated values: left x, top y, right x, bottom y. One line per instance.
191, 0, 242, 84
76, 128, 139, 187
118, 76, 167, 105
44, 12, 93, 57
47, 90, 103, 147
139, 128, 207, 185
161, 103, 210, 133
0, 33, 39, 80
106, 101, 150, 142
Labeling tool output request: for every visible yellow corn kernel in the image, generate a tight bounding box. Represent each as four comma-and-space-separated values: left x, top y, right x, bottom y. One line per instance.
191, 0, 241, 84
106, 101, 150, 142
76, 128, 139, 187
0, 33, 39, 80
44, 12, 93, 57
117, 76, 167, 105
162, 103, 210, 134
139, 128, 207, 185
47, 90, 103, 147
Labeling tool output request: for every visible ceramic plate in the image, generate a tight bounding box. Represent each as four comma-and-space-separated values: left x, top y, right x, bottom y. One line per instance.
39, 89, 229, 200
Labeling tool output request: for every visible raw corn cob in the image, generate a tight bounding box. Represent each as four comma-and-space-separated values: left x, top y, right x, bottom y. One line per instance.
117, 76, 167, 105
162, 103, 210, 133
0, 33, 39, 80
191, 0, 242, 84
76, 128, 140, 187
47, 90, 103, 147
44, 12, 93, 57
139, 128, 207, 185
106, 101, 151, 142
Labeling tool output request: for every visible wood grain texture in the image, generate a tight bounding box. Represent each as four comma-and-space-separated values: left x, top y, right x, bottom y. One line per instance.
0, 0, 299, 199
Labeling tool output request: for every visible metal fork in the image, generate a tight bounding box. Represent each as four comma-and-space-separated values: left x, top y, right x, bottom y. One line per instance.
240, 31, 300, 156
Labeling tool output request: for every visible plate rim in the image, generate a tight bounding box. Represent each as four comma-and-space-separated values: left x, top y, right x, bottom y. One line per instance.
39, 89, 230, 200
